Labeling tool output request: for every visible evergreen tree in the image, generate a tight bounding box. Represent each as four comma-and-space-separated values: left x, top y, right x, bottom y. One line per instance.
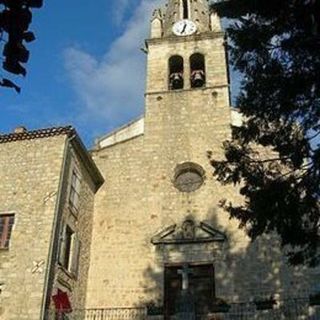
210, 0, 320, 266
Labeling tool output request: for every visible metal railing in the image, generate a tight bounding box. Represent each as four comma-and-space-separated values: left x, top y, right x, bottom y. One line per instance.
216, 298, 320, 319
47, 307, 147, 320
46, 296, 320, 319
233, 295, 320, 319
85, 308, 147, 320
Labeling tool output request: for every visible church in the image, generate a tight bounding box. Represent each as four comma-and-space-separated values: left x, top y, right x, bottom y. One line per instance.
0, 0, 319, 319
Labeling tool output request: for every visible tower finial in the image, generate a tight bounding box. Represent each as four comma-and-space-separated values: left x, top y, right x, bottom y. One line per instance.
151, 8, 163, 21
150, 8, 163, 38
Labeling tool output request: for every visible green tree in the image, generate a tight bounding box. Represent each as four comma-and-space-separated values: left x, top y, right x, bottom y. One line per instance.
210, 0, 320, 266
0, 0, 43, 92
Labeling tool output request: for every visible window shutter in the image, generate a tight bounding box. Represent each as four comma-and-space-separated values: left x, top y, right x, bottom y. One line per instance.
0, 214, 15, 249
70, 234, 81, 277
73, 190, 80, 210
75, 173, 81, 194
74, 173, 81, 210
69, 169, 81, 211
58, 225, 66, 265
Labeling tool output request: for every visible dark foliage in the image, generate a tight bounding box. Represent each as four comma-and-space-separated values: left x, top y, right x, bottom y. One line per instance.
210, 0, 320, 266
0, 0, 43, 92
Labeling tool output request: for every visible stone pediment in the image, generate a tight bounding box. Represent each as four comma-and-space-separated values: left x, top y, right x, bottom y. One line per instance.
151, 220, 227, 245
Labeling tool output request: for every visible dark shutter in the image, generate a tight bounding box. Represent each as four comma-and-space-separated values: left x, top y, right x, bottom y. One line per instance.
0, 214, 15, 249
165, 266, 182, 318
58, 224, 66, 265
70, 235, 81, 277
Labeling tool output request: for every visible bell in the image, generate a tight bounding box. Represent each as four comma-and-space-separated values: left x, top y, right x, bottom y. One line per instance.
170, 72, 183, 90
191, 70, 205, 88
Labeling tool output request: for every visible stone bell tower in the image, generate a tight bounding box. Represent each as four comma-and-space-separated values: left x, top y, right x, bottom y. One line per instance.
87, 0, 240, 316
142, 1, 235, 316
145, 0, 231, 143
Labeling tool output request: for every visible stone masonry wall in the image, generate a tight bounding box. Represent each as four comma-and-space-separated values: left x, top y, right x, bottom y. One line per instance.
146, 34, 228, 93
0, 136, 66, 320
49, 144, 97, 314
163, 0, 210, 36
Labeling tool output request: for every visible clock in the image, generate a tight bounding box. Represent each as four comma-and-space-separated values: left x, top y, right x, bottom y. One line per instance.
172, 19, 197, 36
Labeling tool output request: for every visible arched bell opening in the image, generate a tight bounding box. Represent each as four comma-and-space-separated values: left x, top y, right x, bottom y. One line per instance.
181, 0, 189, 19
190, 53, 206, 88
169, 55, 184, 90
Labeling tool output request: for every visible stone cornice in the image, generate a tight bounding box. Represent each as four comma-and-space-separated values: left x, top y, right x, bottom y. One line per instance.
0, 126, 75, 144
146, 31, 225, 46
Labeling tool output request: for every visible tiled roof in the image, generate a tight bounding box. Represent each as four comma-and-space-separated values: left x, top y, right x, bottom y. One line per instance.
0, 126, 76, 144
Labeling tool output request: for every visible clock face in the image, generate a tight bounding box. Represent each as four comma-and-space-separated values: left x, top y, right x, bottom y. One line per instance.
172, 19, 197, 36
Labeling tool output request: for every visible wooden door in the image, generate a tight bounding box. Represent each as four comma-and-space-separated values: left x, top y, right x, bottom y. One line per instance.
164, 264, 215, 319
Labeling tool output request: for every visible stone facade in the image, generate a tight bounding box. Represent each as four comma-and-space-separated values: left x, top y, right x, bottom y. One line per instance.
0, 128, 103, 320
86, 0, 235, 309
85, 0, 319, 316
1, 0, 320, 319
48, 137, 102, 315
0, 135, 66, 320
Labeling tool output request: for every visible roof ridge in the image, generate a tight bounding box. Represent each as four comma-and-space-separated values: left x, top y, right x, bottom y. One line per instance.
0, 125, 76, 144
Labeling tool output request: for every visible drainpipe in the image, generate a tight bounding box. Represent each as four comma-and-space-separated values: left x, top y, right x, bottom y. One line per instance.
40, 135, 75, 319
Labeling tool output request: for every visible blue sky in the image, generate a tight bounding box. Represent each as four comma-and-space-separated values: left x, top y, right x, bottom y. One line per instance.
0, 0, 239, 147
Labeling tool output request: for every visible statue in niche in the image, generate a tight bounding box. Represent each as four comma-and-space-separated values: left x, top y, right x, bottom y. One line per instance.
181, 219, 196, 240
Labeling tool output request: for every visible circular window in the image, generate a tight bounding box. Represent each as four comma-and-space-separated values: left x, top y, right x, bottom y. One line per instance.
173, 162, 205, 193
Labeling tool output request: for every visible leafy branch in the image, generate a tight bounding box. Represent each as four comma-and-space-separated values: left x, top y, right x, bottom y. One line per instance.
211, 0, 320, 266
0, 0, 43, 93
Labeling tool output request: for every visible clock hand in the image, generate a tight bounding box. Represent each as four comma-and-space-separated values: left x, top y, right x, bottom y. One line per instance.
181, 23, 187, 34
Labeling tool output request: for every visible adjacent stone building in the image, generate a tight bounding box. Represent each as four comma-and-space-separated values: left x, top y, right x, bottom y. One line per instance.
0, 127, 103, 320
1, 0, 320, 319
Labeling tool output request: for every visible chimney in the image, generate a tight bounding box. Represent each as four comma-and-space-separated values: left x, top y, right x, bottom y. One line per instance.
14, 126, 27, 134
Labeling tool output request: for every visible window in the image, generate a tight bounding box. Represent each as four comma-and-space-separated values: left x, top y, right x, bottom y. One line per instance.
169, 55, 184, 90
69, 169, 81, 212
190, 53, 206, 88
182, 0, 189, 19
58, 224, 81, 276
60, 225, 73, 270
164, 264, 215, 318
0, 214, 15, 249
173, 162, 205, 192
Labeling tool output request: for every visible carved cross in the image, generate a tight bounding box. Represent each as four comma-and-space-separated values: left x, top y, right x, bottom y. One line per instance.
31, 260, 45, 274
177, 264, 193, 291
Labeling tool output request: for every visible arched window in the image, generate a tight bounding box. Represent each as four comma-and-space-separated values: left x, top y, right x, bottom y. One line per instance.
182, 0, 189, 19
169, 55, 184, 90
190, 53, 206, 88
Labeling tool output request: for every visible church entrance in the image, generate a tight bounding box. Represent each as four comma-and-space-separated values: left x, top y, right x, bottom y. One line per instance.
164, 263, 215, 319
